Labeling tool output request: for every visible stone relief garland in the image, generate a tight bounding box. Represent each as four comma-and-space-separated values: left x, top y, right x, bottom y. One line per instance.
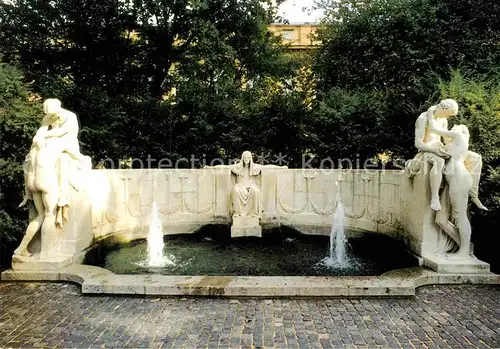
310, 198, 337, 216
157, 200, 182, 215
94, 171, 398, 228
123, 174, 213, 218
277, 176, 396, 226
94, 174, 213, 229
183, 197, 213, 214
277, 194, 308, 214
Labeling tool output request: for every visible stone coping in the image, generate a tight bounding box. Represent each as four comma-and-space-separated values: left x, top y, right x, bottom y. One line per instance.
1, 266, 498, 297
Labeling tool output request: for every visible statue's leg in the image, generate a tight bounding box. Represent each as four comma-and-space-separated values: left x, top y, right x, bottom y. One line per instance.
404, 159, 415, 178
249, 186, 261, 217
428, 156, 445, 211
58, 153, 71, 207
13, 192, 44, 257
20, 152, 37, 205
232, 186, 245, 217
435, 185, 460, 247
25, 151, 36, 190
39, 189, 59, 259
448, 192, 471, 260
464, 151, 487, 210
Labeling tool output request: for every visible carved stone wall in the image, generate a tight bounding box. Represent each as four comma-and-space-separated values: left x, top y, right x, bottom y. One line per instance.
89, 169, 423, 251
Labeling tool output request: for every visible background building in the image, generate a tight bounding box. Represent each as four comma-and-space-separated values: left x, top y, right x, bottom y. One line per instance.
269, 23, 320, 50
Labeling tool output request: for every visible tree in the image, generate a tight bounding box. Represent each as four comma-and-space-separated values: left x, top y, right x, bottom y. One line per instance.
312, 0, 500, 161
314, 0, 500, 92
0, 63, 41, 268
0, 0, 296, 165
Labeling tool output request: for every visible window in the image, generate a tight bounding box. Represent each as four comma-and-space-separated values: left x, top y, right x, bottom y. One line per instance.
281, 29, 294, 41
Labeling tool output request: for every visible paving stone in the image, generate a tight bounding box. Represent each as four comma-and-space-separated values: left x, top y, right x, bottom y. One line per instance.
0, 283, 499, 348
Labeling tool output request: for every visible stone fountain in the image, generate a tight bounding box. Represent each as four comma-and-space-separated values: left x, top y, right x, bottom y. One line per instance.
3, 98, 497, 296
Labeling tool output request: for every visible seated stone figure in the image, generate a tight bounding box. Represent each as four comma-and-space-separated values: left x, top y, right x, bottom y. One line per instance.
428, 113, 474, 260
206, 151, 286, 218
231, 151, 264, 217
14, 99, 90, 259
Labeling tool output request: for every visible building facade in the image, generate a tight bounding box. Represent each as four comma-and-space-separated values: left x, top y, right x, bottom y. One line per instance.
268, 23, 320, 50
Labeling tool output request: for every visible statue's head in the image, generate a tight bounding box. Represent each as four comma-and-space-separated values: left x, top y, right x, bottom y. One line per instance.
451, 124, 470, 139
435, 99, 458, 118
241, 151, 253, 166
43, 98, 62, 118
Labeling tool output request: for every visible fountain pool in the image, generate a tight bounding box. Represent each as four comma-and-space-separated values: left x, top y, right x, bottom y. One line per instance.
84, 226, 417, 276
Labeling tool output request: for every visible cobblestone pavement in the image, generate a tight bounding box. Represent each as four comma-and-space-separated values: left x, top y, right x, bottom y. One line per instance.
0, 283, 498, 348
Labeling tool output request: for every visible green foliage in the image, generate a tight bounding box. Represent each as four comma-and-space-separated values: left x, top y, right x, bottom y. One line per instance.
314, 88, 387, 162
314, 0, 500, 92
436, 71, 500, 271
312, 0, 500, 162
438, 71, 500, 165
0, 0, 297, 165
0, 63, 41, 267
436, 71, 500, 231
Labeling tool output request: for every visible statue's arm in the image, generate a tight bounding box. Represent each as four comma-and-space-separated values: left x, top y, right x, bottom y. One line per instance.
34, 115, 52, 138
429, 127, 459, 139
45, 112, 79, 138
31, 115, 53, 146
441, 118, 452, 144
33, 126, 49, 142
63, 147, 84, 161
45, 127, 69, 138
428, 112, 458, 139
414, 113, 435, 153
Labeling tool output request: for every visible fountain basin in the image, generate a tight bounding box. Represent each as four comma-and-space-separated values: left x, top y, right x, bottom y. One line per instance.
3, 263, 498, 297
84, 226, 418, 277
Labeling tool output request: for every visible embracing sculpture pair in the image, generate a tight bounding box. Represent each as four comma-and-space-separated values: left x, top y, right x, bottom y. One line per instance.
14, 99, 91, 259
406, 99, 487, 260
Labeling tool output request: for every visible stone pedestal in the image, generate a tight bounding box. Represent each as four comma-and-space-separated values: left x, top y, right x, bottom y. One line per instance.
402, 173, 441, 256
423, 254, 490, 274
403, 172, 490, 274
12, 165, 93, 272
12, 254, 76, 271
231, 216, 262, 238
58, 186, 93, 256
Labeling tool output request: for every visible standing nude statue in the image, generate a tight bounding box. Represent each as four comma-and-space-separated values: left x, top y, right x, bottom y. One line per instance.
406, 99, 487, 212
14, 99, 90, 258
428, 113, 474, 259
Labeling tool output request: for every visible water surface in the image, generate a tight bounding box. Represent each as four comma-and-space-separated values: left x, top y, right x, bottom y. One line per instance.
85, 226, 417, 276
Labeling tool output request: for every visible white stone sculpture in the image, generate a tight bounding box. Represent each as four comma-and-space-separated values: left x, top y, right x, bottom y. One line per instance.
428, 113, 479, 259
406, 99, 487, 212
14, 99, 91, 260
230, 151, 264, 218
206, 151, 286, 237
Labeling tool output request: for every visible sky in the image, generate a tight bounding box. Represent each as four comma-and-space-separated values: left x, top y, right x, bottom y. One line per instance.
277, 0, 324, 23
